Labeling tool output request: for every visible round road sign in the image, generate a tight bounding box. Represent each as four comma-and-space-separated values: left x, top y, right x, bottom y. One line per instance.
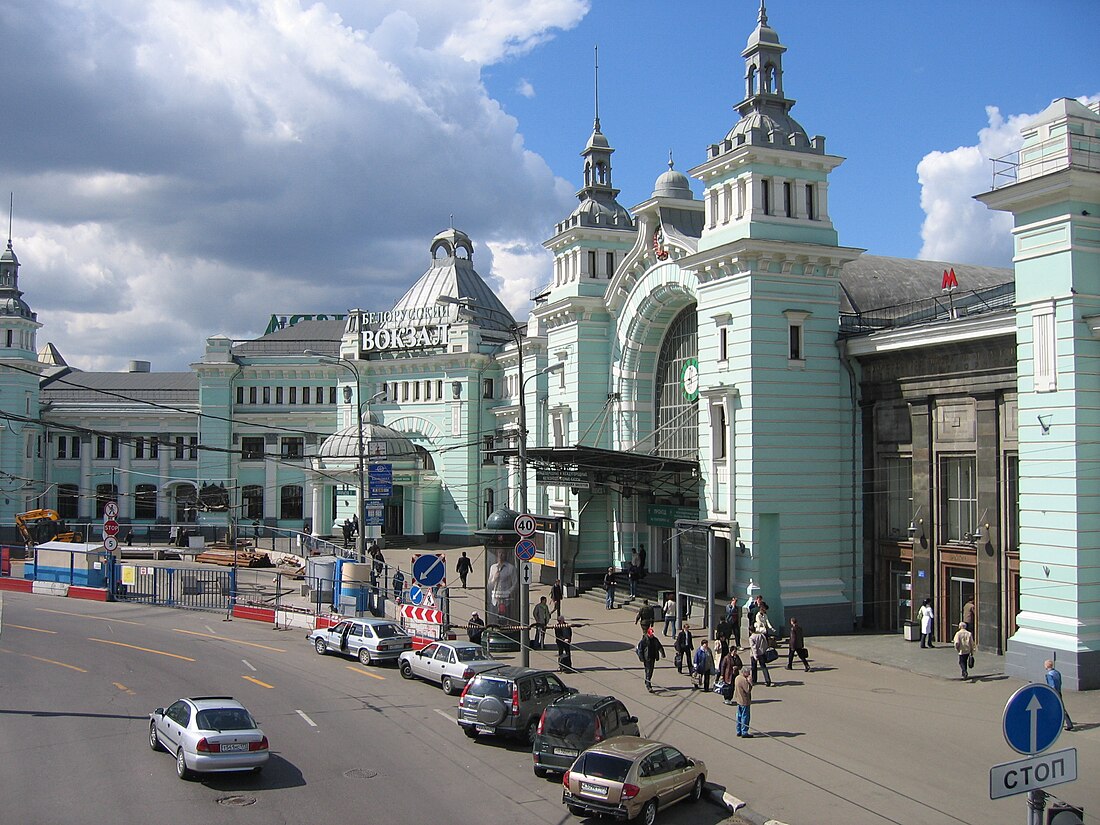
515, 538, 537, 561
411, 553, 446, 587
103, 520, 120, 537
1003, 683, 1065, 755
103, 501, 119, 519
408, 585, 424, 605
103, 535, 118, 553
514, 514, 537, 537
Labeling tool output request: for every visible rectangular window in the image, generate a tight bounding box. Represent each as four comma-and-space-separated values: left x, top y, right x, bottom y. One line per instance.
281, 437, 304, 459
276, 386, 284, 404
188, 436, 198, 461
553, 415, 564, 449
316, 387, 324, 404
713, 405, 727, 459
329, 386, 337, 405
413, 382, 421, 402
149, 437, 158, 459
135, 484, 157, 520
1032, 303, 1056, 392
761, 178, 770, 215
719, 327, 729, 362
606, 252, 615, 279
805, 183, 815, 220
882, 457, 913, 540
1006, 454, 1019, 553
941, 456, 977, 542
289, 386, 297, 405
483, 435, 495, 464
57, 436, 67, 459
302, 386, 311, 404
588, 250, 597, 278
243, 485, 264, 521
482, 378, 494, 399
174, 436, 185, 460
241, 437, 265, 461
135, 437, 145, 460
436, 380, 443, 400
249, 386, 257, 404
96, 437, 107, 459
784, 181, 793, 217
789, 322, 803, 361
262, 386, 271, 404
236, 386, 244, 404
424, 380, 432, 401
280, 485, 303, 520
57, 484, 79, 519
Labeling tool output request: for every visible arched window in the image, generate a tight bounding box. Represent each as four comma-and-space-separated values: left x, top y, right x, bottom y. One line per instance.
175, 485, 197, 523
243, 485, 264, 521
763, 64, 775, 94
653, 306, 699, 459
280, 485, 303, 520
95, 484, 118, 519
57, 484, 79, 520
135, 484, 157, 520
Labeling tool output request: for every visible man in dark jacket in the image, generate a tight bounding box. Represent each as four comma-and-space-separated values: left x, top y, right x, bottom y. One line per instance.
467, 611, 484, 645
555, 616, 573, 672
634, 599, 655, 632
455, 551, 473, 588
786, 617, 811, 672
674, 622, 694, 674
639, 627, 665, 692
603, 567, 616, 610
550, 579, 563, 617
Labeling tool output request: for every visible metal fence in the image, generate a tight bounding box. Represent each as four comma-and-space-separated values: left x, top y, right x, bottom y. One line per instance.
116, 564, 236, 612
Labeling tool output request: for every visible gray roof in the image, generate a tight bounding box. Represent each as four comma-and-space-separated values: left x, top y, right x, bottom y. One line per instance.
317, 418, 418, 462
40, 369, 198, 403
839, 255, 1013, 314
232, 319, 344, 357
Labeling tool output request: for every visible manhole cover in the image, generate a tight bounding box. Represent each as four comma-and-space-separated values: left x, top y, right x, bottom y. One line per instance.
344, 768, 379, 780
217, 795, 257, 807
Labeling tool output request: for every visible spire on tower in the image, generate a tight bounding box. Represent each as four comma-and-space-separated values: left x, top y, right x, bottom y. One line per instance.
593, 45, 600, 133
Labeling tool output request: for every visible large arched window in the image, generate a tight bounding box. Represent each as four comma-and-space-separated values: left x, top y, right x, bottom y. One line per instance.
57, 484, 79, 520
95, 484, 118, 519
135, 484, 157, 520
280, 485, 303, 520
243, 485, 264, 521
653, 305, 698, 459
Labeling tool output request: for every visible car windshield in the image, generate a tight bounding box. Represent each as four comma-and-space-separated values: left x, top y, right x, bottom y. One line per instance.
471, 678, 510, 699
577, 753, 632, 782
455, 647, 492, 663
195, 708, 255, 731
372, 623, 407, 639
542, 708, 595, 740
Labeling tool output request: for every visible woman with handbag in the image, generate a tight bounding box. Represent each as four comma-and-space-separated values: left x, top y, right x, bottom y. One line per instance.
749, 627, 773, 686
719, 648, 744, 704
786, 617, 811, 672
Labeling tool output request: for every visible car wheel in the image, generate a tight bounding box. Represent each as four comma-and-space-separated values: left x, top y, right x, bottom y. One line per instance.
314, 638, 327, 655
148, 722, 162, 752
690, 775, 705, 802
441, 676, 456, 695
533, 766, 548, 779
462, 726, 478, 739
636, 798, 657, 825
400, 661, 414, 679
252, 766, 264, 776
523, 717, 539, 745
358, 648, 372, 666
176, 748, 192, 781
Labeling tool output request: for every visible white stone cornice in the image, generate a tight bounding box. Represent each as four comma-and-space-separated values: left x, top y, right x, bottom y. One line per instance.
843, 311, 1016, 356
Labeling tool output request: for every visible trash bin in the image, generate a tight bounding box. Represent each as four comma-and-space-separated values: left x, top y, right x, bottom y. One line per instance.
903, 620, 920, 642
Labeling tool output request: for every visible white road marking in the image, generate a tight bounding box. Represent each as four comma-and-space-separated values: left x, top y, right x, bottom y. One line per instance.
242, 659, 257, 671
296, 709, 318, 728
434, 708, 456, 724
205, 625, 216, 634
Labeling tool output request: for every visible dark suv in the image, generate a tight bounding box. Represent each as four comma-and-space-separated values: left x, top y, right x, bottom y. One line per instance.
531, 693, 640, 777
458, 667, 575, 743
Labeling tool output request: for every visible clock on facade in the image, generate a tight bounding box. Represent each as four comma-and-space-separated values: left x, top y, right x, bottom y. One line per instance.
681, 359, 700, 400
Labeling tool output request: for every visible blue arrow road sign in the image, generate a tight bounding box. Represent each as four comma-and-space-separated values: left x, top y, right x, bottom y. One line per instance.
515, 538, 537, 561
412, 553, 446, 587
1003, 683, 1064, 755
408, 585, 424, 606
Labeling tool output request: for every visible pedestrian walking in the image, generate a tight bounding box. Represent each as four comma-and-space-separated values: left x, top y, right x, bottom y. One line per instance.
918, 598, 935, 648
341, 519, 352, 548
550, 579, 563, 617
726, 597, 742, 649
125, 529, 134, 547
952, 621, 975, 679
693, 639, 715, 692
467, 611, 485, 645
747, 594, 763, 632
555, 616, 573, 672
714, 628, 730, 662
638, 627, 665, 692
392, 569, 405, 602
786, 617, 811, 672
753, 603, 777, 643
350, 514, 359, 538
603, 566, 617, 610
749, 627, 773, 686
638, 543, 647, 576
532, 596, 551, 649
662, 594, 676, 636
627, 554, 639, 600
734, 666, 754, 738
719, 648, 744, 704
962, 598, 976, 635
674, 622, 694, 674
1044, 659, 1075, 731
455, 551, 473, 588
634, 599, 655, 632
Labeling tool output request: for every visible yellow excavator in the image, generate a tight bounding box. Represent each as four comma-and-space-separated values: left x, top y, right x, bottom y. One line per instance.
15, 509, 84, 546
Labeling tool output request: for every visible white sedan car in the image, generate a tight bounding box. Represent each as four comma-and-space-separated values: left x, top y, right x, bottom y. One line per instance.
399, 640, 504, 695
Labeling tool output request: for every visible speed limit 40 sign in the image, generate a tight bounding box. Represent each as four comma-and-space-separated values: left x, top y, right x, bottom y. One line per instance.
514, 514, 536, 537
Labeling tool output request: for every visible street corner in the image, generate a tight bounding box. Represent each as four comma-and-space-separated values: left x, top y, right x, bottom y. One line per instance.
704, 781, 745, 813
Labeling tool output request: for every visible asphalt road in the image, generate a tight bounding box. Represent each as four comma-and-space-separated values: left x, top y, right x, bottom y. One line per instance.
0, 592, 741, 825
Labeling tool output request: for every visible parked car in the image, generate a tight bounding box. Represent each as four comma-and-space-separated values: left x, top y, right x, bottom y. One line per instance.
149, 696, 269, 780
457, 666, 576, 743
532, 693, 640, 777
399, 640, 504, 695
308, 618, 413, 665
561, 736, 706, 825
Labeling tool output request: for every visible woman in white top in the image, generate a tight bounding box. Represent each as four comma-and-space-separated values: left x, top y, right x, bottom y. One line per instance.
662, 596, 677, 637
918, 598, 935, 648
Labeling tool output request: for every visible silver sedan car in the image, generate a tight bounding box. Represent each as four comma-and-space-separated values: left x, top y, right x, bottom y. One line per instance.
398, 640, 504, 695
149, 696, 269, 780
308, 617, 413, 665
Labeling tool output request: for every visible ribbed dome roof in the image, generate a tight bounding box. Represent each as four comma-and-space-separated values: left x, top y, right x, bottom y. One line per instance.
726, 109, 809, 147
0, 295, 34, 319
569, 196, 632, 226
317, 418, 417, 462
652, 160, 694, 200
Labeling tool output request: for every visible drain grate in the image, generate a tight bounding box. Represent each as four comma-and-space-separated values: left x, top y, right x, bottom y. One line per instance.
217, 795, 258, 807
343, 768, 379, 780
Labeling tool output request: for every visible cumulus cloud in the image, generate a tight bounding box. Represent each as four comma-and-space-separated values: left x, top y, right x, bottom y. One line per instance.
917, 94, 1100, 267
517, 78, 536, 99
0, 0, 587, 370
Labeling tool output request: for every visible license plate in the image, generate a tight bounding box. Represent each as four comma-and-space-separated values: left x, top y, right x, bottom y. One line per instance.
220, 743, 248, 752
476, 726, 494, 735
580, 782, 607, 797
554, 748, 578, 757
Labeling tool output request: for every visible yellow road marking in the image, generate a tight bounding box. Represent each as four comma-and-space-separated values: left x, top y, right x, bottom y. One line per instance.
112, 681, 136, 696
7, 624, 57, 634
0, 647, 87, 673
346, 665, 386, 681
88, 638, 195, 662
242, 675, 275, 689
37, 607, 143, 626
173, 628, 286, 653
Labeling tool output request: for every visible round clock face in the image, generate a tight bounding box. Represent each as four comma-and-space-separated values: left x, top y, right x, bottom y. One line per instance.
681, 359, 700, 400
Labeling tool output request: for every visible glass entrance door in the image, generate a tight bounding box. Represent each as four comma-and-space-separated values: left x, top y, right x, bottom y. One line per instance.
945, 566, 975, 640
889, 563, 912, 632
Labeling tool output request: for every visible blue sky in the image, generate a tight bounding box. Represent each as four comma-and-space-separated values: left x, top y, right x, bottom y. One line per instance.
0, 0, 1097, 371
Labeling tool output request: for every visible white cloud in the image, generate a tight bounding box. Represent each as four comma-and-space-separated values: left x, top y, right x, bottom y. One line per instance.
517, 78, 536, 98
917, 95, 1100, 267
0, 0, 588, 371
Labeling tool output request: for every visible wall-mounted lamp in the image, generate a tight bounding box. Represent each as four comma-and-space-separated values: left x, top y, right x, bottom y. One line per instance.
1037, 414, 1052, 435
908, 505, 924, 540
966, 509, 990, 544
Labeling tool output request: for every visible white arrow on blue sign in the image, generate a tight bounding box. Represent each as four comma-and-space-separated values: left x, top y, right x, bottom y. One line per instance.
1003, 683, 1064, 755
412, 553, 446, 587
408, 585, 424, 606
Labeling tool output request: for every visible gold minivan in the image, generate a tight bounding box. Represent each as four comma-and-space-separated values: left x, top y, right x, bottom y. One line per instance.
561, 736, 706, 825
